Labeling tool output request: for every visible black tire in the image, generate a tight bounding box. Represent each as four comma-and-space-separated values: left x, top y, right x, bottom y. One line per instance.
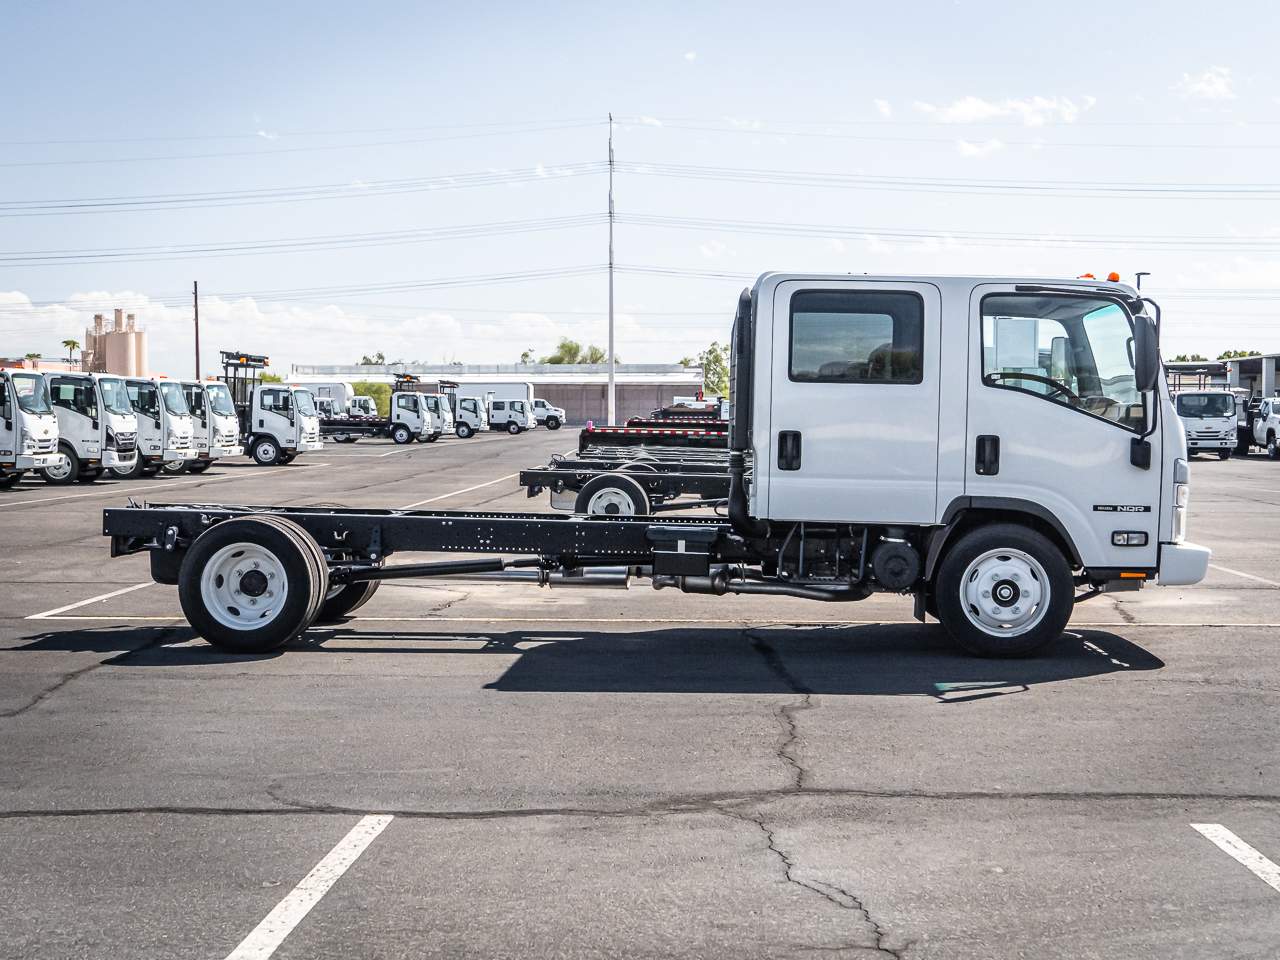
177, 516, 322, 653
391, 424, 413, 444
574, 473, 651, 516
933, 523, 1074, 658
141, 464, 161, 476
316, 580, 380, 623
77, 467, 104, 483
424, 432, 439, 443
161, 459, 188, 475
279, 453, 296, 464
0, 471, 24, 490
251, 437, 281, 465
507, 421, 522, 435
456, 422, 474, 439
253, 515, 329, 628
109, 455, 146, 480
41, 444, 80, 485
1218, 450, 1232, 460
545, 417, 561, 431
187, 460, 212, 474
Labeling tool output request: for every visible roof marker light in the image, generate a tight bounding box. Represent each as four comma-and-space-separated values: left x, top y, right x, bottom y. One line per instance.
1107, 271, 1121, 282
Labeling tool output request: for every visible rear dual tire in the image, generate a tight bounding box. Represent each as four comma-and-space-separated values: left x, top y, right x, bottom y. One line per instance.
178, 515, 329, 654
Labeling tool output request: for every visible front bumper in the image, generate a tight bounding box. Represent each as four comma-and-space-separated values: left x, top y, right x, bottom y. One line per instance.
1187, 437, 1234, 450
103, 450, 136, 468
10, 451, 61, 470
1157, 541, 1211, 586
162, 447, 191, 463
203, 444, 244, 459
297, 439, 324, 453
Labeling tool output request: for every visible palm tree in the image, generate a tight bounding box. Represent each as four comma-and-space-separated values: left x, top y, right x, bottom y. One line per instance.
61, 338, 80, 365
23, 351, 40, 368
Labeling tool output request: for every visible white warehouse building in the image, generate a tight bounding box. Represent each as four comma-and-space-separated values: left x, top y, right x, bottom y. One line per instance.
288, 363, 706, 424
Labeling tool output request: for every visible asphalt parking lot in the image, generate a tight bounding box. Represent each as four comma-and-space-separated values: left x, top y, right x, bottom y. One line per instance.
2, 432, 1278, 959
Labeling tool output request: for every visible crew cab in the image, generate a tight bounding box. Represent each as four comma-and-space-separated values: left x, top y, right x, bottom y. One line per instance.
488, 399, 536, 434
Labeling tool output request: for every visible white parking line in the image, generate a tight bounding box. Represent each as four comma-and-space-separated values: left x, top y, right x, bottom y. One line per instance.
25, 582, 152, 620
1208, 563, 1280, 588
1191, 823, 1280, 894
224, 814, 393, 960
0, 463, 326, 510
399, 473, 519, 509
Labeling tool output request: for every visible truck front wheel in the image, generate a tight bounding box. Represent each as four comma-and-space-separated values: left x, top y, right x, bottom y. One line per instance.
545, 417, 561, 430
456, 422, 474, 439
251, 438, 281, 465
41, 445, 80, 485
177, 515, 326, 653
0, 471, 24, 490
391, 424, 413, 444
109, 456, 146, 480
933, 523, 1073, 658
507, 421, 522, 435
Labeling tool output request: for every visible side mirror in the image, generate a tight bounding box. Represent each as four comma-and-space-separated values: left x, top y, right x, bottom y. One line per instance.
1134, 315, 1159, 392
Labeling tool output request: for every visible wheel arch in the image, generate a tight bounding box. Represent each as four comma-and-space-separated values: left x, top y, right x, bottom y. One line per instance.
924, 497, 1082, 581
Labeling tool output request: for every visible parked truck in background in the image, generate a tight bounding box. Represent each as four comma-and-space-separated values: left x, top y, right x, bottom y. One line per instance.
450, 395, 489, 438
180, 380, 244, 473
1174, 390, 1236, 459
531, 397, 565, 429
39, 372, 137, 484
221, 351, 323, 465
109, 377, 194, 478
0, 369, 60, 489
488, 398, 536, 434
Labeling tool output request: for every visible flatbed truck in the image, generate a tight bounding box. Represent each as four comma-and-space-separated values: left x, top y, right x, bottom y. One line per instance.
103, 273, 1209, 659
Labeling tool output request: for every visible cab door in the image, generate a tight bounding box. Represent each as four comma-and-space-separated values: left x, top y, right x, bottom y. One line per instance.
765, 279, 942, 523
965, 285, 1160, 569
257, 387, 293, 439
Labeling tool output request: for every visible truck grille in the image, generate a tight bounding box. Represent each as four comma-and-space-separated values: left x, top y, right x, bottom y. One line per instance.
169, 437, 191, 451
215, 430, 239, 446
1190, 429, 1232, 439
114, 431, 137, 452
29, 436, 56, 454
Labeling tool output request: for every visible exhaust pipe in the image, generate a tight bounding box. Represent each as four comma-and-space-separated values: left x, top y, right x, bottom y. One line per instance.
444, 566, 632, 589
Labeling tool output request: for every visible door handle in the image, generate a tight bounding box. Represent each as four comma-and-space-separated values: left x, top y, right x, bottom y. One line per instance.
778, 430, 802, 471
975, 435, 1000, 476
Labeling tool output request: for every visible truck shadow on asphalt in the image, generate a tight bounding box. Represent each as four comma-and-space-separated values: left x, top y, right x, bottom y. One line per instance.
13, 622, 1163, 702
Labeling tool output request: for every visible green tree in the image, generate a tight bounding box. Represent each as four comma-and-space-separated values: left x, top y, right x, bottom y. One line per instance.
260, 372, 283, 383
61, 338, 80, 365
359, 351, 386, 365
582, 344, 608, 364
1218, 349, 1261, 360
351, 381, 392, 417
519, 348, 535, 364
23, 351, 40, 362
693, 342, 730, 396
540, 338, 613, 364
1170, 353, 1208, 362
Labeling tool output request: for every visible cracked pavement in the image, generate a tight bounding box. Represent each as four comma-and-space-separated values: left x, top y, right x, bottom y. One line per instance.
2, 434, 1279, 958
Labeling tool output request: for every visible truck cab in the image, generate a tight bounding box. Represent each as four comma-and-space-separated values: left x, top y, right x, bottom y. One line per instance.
388, 391, 432, 444
350, 396, 377, 418
40, 373, 137, 484
532, 398, 565, 430
1175, 390, 1237, 459
488, 399, 536, 435
244, 384, 323, 465
181, 380, 244, 474
452, 396, 488, 439
112, 377, 193, 477
0, 370, 60, 489
1251, 397, 1280, 458
422, 394, 453, 441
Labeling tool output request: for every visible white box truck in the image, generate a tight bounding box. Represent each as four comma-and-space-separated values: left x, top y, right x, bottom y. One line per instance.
40, 372, 138, 484
0, 370, 60, 489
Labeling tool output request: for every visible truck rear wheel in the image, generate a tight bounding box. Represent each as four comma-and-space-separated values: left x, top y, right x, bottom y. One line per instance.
934, 524, 1073, 658
177, 515, 325, 653
456, 422, 474, 439
391, 424, 413, 444
574, 474, 651, 516
316, 580, 380, 622
41, 445, 79, 485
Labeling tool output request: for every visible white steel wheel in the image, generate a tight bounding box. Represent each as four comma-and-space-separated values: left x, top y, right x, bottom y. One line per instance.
392, 424, 412, 444
252, 439, 279, 465
199, 542, 290, 632
42, 452, 76, 484
589, 487, 637, 515
162, 459, 188, 474
958, 548, 1050, 639
574, 474, 651, 516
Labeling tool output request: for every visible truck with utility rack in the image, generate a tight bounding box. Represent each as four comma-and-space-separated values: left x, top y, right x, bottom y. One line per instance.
103, 273, 1209, 658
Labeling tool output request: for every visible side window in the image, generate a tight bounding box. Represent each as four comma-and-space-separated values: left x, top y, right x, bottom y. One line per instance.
261, 388, 289, 411
789, 290, 924, 383
397, 395, 416, 411
981, 294, 1143, 432
492, 401, 505, 411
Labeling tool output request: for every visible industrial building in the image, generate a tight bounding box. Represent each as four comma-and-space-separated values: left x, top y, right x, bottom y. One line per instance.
82, 309, 148, 377
289, 362, 705, 423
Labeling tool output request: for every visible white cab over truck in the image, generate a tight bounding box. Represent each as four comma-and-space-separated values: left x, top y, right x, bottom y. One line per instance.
451, 396, 489, 438
0, 370, 60, 489
1251, 397, 1280, 458
105, 272, 1209, 659
181, 380, 244, 473
40, 373, 138, 484
110, 377, 194, 478
1175, 390, 1236, 459
220, 351, 323, 465
488, 398, 536, 434
532, 397, 565, 429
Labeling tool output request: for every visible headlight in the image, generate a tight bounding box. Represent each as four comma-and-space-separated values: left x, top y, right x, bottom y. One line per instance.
21, 436, 39, 452
105, 428, 117, 450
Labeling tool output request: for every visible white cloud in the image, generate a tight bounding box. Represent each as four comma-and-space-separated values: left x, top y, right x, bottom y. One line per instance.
699, 239, 728, 260
725, 117, 764, 130
255, 129, 279, 141
637, 115, 663, 127
913, 95, 1094, 126
1174, 66, 1235, 101
873, 99, 892, 118
956, 138, 1005, 158
683, 51, 697, 62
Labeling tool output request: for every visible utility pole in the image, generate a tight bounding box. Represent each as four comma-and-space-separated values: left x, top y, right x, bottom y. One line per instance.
607, 112, 616, 425
193, 280, 201, 379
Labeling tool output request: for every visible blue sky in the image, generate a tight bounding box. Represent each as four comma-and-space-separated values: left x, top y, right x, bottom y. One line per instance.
2, 0, 1277, 374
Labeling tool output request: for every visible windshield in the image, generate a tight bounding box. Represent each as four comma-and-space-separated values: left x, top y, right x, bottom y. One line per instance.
205, 383, 236, 416
982, 295, 1143, 431
158, 381, 190, 416
126, 381, 159, 417
1177, 394, 1234, 418
11, 374, 52, 414
293, 389, 317, 417
98, 377, 132, 415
